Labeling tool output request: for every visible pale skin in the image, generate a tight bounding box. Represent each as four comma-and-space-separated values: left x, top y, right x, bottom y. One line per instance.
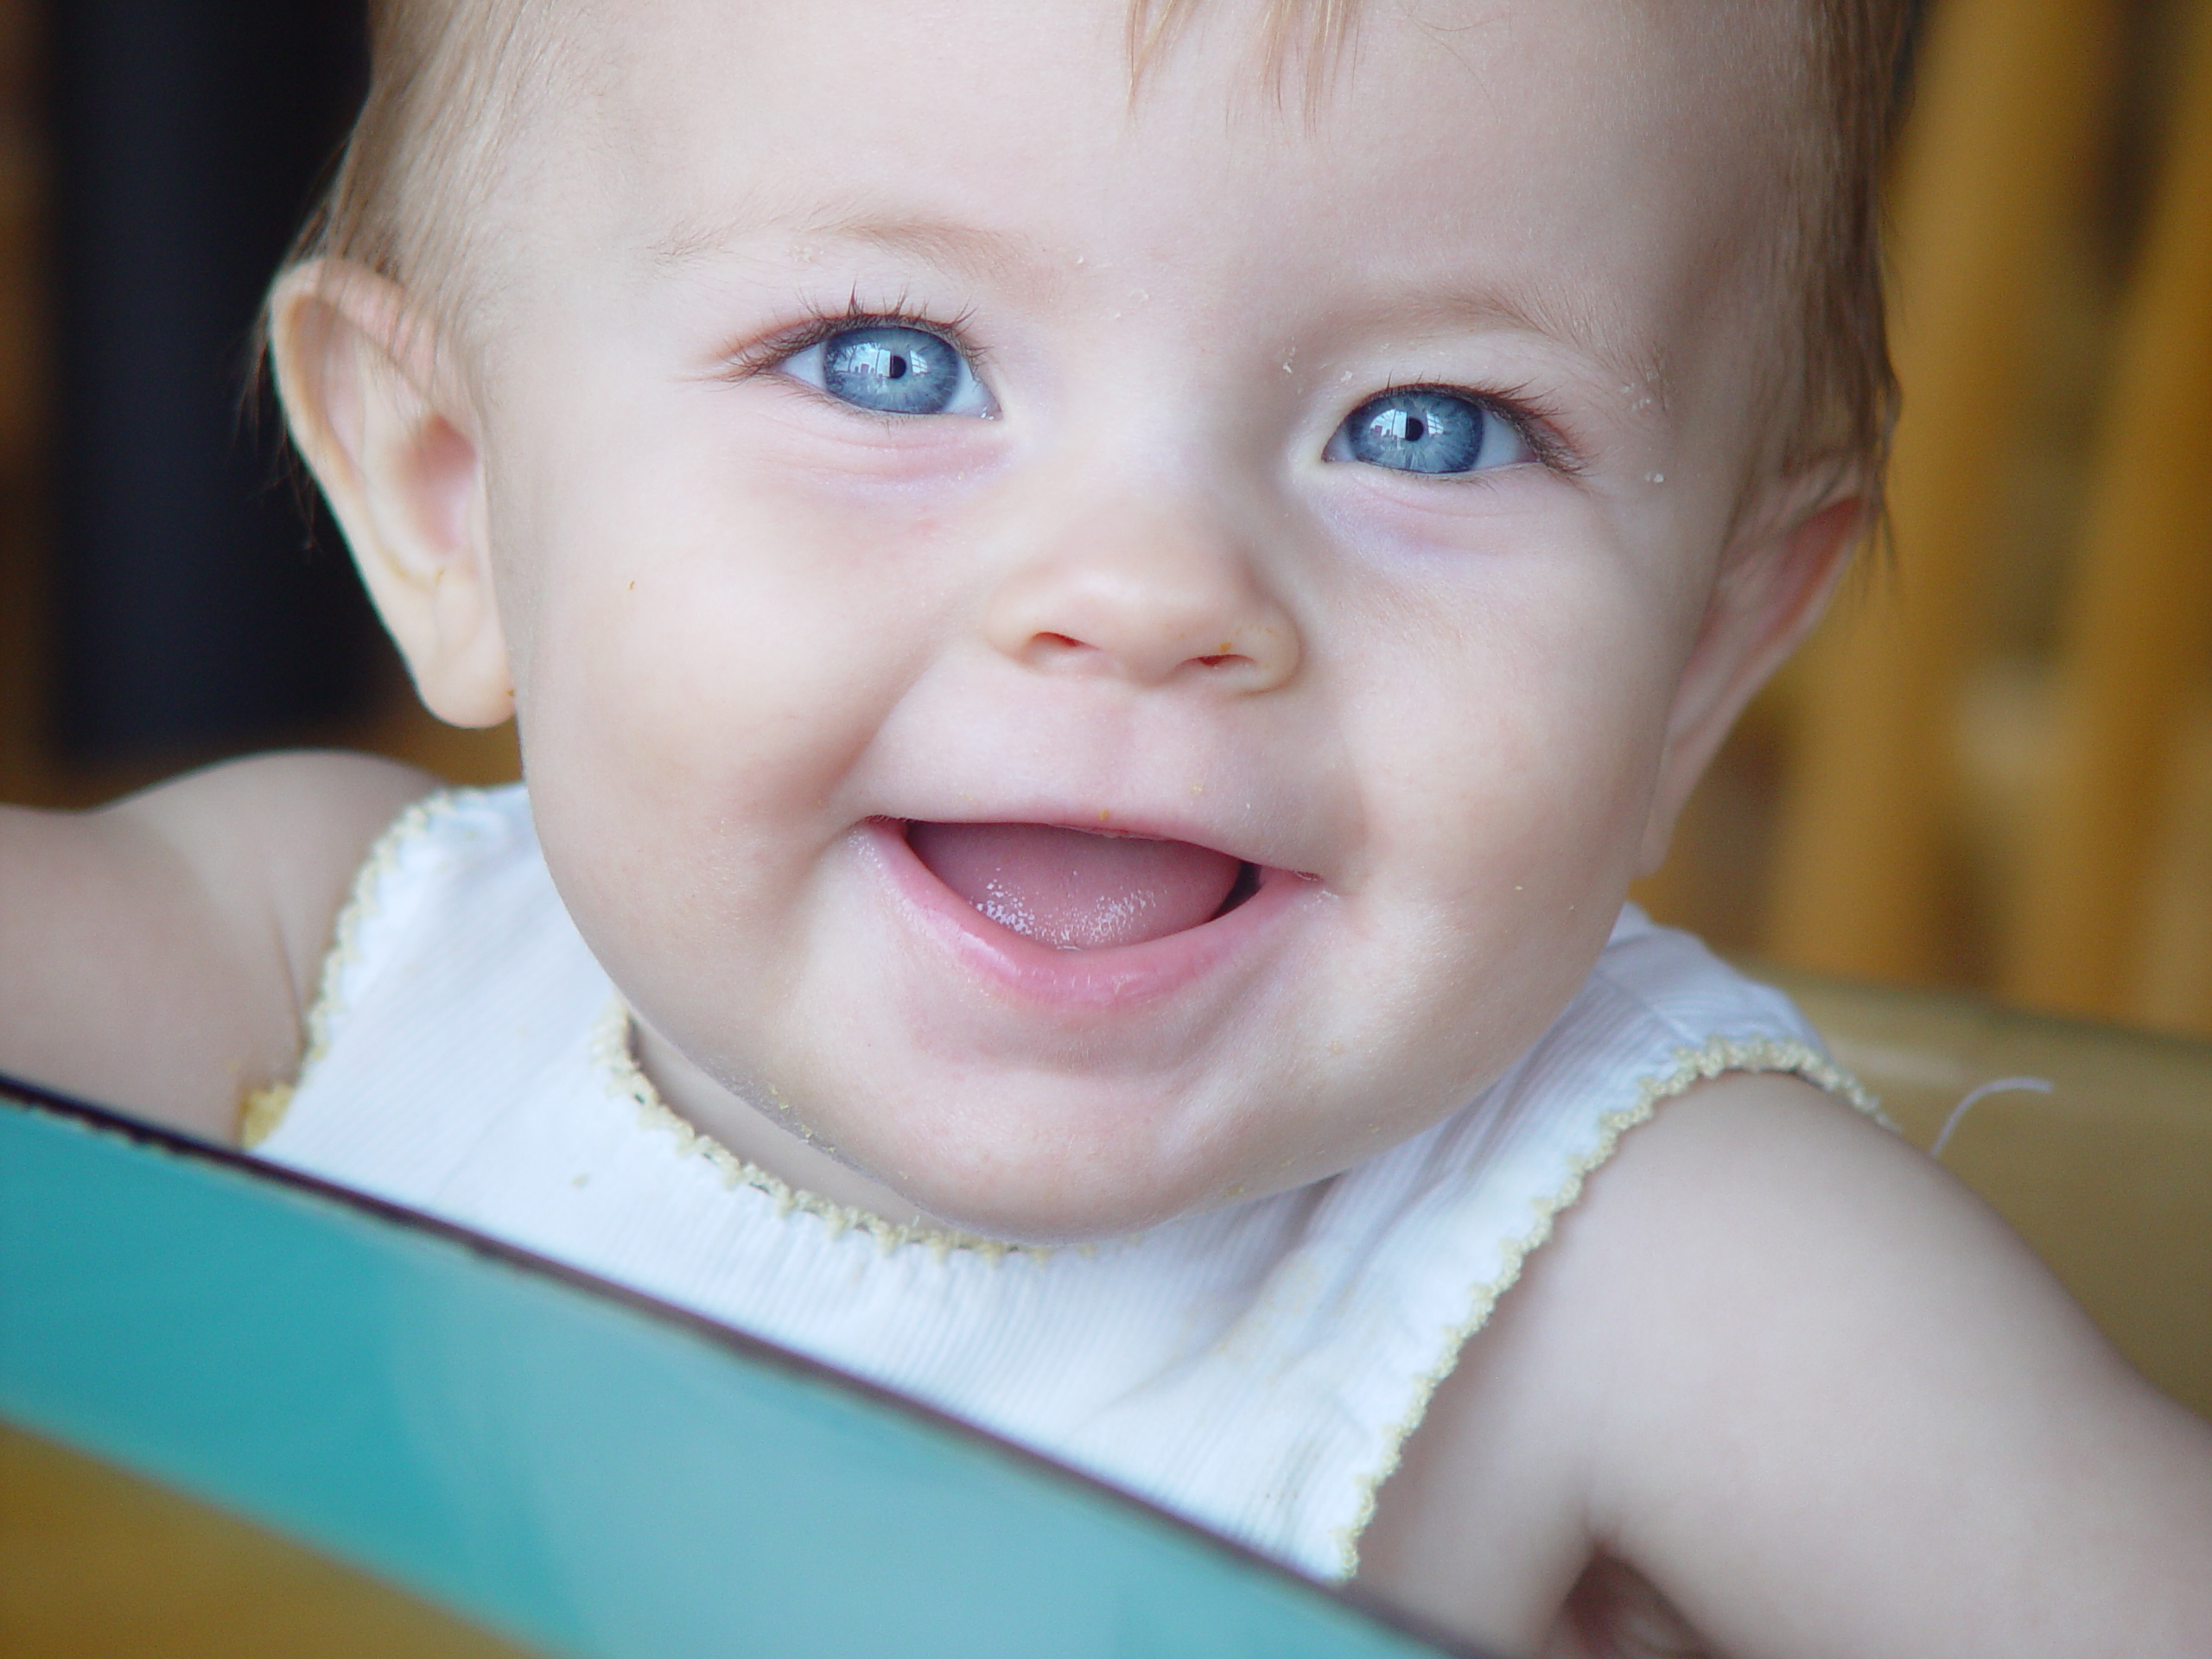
3, 0, 2209, 1653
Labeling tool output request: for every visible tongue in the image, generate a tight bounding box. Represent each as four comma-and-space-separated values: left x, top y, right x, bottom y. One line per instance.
907, 822, 1243, 950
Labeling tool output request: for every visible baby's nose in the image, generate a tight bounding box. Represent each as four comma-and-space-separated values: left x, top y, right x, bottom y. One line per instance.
981, 515, 1301, 692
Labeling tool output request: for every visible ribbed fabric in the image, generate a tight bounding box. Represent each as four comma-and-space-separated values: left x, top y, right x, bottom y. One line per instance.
254, 787, 1873, 1580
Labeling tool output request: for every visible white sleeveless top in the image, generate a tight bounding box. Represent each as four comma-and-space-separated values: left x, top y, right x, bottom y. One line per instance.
251, 787, 1872, 1582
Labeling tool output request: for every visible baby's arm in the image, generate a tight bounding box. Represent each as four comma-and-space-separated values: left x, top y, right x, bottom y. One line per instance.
0, 752, 431, 1141
1368, 1073, 2212, 1657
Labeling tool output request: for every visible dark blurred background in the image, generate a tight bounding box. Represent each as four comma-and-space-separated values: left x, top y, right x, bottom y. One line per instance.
51, 0, 371, 760
0, 0, 2204, 1036
50, 0, 370, 760
0, 0, 515, 808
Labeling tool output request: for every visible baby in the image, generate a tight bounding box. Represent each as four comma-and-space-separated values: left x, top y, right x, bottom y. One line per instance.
6, 0, 2210, 1651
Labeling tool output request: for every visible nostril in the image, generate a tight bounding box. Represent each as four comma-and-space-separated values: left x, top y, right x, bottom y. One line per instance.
1024, 631, 1096, 665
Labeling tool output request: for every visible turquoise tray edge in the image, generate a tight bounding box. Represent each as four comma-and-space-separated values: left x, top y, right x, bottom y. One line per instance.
0, 1082, 1472, 1659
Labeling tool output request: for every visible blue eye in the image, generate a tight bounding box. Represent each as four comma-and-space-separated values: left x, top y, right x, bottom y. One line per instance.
1325, 388, 1534, 475
782, 324, 992, 417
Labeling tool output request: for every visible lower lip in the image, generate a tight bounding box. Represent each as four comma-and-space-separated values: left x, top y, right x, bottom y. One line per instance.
858, 819, 1313, 1011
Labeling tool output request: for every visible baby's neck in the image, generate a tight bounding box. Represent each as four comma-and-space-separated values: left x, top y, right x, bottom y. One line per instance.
632, 1023, 938, 1230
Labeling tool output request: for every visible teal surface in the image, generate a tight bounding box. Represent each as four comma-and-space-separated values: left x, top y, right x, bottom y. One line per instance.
0, 1089, 1466, 1659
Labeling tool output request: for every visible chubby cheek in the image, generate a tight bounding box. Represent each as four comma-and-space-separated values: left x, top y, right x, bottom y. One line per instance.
495, 403, 963, 978
1332, 524, 1686, 1086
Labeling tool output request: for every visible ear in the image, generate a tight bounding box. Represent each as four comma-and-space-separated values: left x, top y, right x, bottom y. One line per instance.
1636, 474, 1870, 874
267, 261, 513, 728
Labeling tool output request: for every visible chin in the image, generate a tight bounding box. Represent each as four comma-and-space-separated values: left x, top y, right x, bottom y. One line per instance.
817, 1065, 1281, 1246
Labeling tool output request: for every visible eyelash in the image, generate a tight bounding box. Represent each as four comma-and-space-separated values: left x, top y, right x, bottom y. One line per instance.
724, 302, 1580, 474
1363, 378, 1580, 477
722, 294, 989, 384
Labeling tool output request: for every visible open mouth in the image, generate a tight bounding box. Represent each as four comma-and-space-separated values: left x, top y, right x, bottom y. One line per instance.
904, 822, 1265, 950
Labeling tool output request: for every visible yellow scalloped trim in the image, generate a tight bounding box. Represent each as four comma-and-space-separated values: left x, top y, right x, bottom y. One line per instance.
588, 998, 1043, 1263
236, 789, 481, 1149
237, 1083, 295, 1151
1327, 1035, 1882, 1580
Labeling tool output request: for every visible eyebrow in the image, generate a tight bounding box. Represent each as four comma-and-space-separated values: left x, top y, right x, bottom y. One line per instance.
650, 205, 1062, 299
1370, 282, 1669, 404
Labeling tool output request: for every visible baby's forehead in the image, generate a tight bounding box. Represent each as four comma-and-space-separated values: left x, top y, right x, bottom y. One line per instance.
575, 0, 1791, 187
574, 6, 1783, 265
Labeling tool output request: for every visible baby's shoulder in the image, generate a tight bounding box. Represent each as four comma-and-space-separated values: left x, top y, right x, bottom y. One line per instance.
114, 748, 440, 1000
0, 749, 435, 1144
1362, 1070, 2212, 1656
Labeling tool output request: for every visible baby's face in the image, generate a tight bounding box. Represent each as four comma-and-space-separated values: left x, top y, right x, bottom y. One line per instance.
467, 0, 1802, 1238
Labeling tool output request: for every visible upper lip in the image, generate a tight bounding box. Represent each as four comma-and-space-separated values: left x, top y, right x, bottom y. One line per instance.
887, 806, 1314, 879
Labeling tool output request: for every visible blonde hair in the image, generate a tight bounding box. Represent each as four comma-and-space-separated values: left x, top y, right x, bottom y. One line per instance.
290, 0, 1911, 477
295, 0, 572, 337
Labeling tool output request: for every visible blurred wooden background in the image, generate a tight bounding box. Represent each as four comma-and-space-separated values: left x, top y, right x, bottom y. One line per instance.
1637, 0, 2212, 1039
0, 0, 2205, 1037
